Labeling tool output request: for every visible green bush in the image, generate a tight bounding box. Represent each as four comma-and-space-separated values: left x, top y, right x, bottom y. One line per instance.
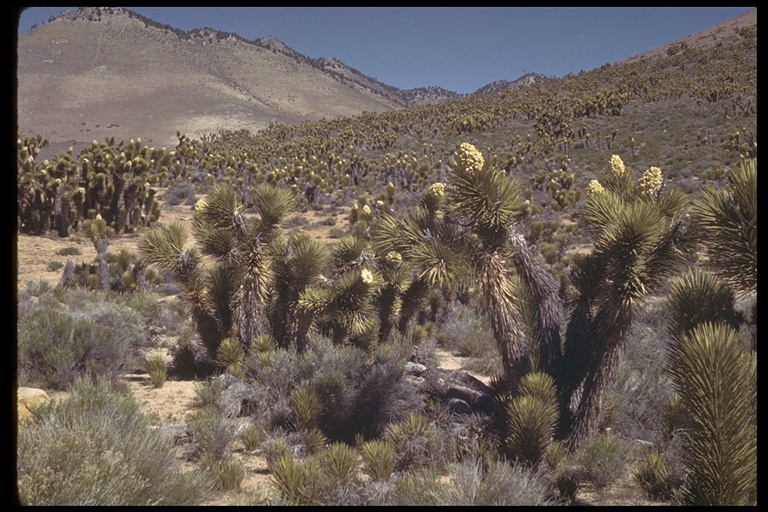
47, 260, 64, 272
145, 354, 167, 388
56, 246, 82, 256
360, 439, 395, 482
210, 459, 245, 491
194, 410, 237, 462
573, 433, 632, 489
632, 450, 684, 501
17, 376, 214, 505
240, 425, 266, 452
18, 308, 130, 390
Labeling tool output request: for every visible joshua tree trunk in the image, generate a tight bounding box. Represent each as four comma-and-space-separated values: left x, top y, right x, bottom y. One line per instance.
478, 250, 530, 393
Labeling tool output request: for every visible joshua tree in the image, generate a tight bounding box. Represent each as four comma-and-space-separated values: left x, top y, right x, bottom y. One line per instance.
554, 158, 697, 448
139, 183, 294, 357
268, 231, 329, 351
375, 146, 697, 449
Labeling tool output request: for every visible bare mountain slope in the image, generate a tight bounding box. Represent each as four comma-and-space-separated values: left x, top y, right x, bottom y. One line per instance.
16, 7, 405, 148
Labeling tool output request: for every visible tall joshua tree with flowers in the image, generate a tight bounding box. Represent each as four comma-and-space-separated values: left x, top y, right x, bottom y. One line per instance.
376, 144, 697, 448
555, 156, 697, 448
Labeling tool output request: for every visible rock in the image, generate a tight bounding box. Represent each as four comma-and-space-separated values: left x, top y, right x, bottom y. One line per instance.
446, 397, 472, 415
405, 361, 427, 376
17, 387, 50, 425
217, 374, 259, 417
420, 364, 496, 416
148, 423, 194, 445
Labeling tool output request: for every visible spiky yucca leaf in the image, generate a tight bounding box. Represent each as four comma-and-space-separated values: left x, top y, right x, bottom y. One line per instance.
666, 268, 742, 342
582, 188, 626, 233
447, 162, 523, 239
215, 337, 245, 374
194, 184, 240, 231
329, 235, 372, 277
360, 439, 395, 481
204, 263, 238, 341
518, 372, 557, 405
666, 322, 756, 506
252, 333, 276, 352
271, 455, 313, 505
655, 187, 690, 218
269, 232, 329, 348
319, 442, 360, 488
138, 222, 199, 276
291, 386, 323, 432
691, 157, 757, 296
373, 211, 471, 289
252, 184, 295, 229
191, 218, 235, 260
505, 395, 558, 467
593, 201, 668, 301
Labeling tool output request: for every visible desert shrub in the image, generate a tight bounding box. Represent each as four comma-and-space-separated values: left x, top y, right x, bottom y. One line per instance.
385, 413, 434, 472
263, 437, 292, 468
436, 302, 495, 358
17, 375, 214, 505
21, 279, 52, 299
47, 260, 64, 272
283, 214, 311, 228
383, 469, 446, 506
320, 216, 337, 226
573, 433, 632, 489
246, 335, 422, 444
56, 246, 82, 256
145, 353, 167, 388
632, 450, 685, 501
240, 424, 267, 452
193, 410, 237, 462
328, 227, 347, 239
442, 457, 556, 506
169, 334, 205, 379
194, 376, 226, 411
18, 308, 130, 390
606, 302, 674, 443
208, 459, 245, 491
163, 179, 197, 206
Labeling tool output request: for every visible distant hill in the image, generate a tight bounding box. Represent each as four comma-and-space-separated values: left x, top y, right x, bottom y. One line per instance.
16, 6, 756, 153
16, 7, 405, 148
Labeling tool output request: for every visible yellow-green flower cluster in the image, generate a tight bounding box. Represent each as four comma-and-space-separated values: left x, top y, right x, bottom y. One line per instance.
194, 198, 208, 212
385, 251, 403, 266
609, 154, 626, 177
455, 143, 484, 174
428, 182, 446, 198
636, 166, 663, 199
587, 179, 605, 196
361, 269, 374, 285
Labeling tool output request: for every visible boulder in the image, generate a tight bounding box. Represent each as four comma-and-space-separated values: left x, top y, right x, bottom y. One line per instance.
17, 387, 50, 425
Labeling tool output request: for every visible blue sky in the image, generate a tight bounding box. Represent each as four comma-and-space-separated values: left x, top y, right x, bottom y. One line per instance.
17, 6, 755, 95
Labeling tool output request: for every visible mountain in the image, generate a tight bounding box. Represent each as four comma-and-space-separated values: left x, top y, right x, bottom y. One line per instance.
473, 73, 552, 95
16, 7, 755, 153
16, 7, 419, 149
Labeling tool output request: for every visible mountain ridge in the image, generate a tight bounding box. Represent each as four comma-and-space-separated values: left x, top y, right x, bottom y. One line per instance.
17, 7, 755, 151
